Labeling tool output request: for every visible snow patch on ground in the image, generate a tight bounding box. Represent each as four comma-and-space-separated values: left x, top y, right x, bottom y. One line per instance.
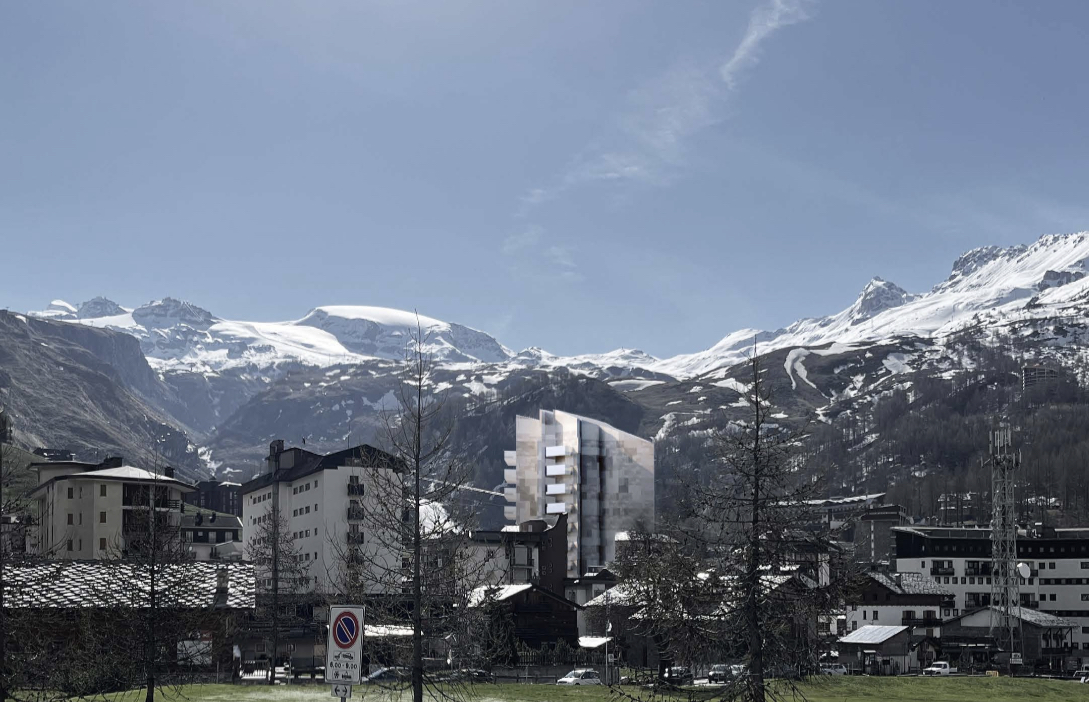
609, 379, 665, 392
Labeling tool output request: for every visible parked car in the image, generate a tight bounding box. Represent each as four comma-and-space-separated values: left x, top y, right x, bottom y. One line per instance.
1073, 668, 1089, 681
365, 667, 410, 683
557, 669, 602, 685
729, 664, 747, 679
708, 664, 731, 684
922, 661, 957, 676
820, 664, 848, 676
665, 666, 694, 685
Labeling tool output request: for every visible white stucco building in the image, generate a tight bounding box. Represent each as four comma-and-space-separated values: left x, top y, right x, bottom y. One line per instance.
241, 440, 399, 595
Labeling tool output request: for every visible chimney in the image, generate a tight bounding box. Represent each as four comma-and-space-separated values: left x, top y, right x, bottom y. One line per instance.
267, 440, 285, 473
894, 573, 903, 588
100, 456, 124, 469
164, 466, 175, 479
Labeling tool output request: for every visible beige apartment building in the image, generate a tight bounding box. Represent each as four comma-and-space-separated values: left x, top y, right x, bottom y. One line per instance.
27, 457, 194, 559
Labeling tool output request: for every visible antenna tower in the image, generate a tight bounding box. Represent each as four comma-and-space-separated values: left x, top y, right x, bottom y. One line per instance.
989, 424, 1022, 666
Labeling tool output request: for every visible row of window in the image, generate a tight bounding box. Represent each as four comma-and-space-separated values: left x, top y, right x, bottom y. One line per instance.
292, 480, 318, 495
66, 485, 111, 499
293, 529, 312, 539
293, 504, 317, 517
924, 543, 1089, 555
251, 491, 273, 506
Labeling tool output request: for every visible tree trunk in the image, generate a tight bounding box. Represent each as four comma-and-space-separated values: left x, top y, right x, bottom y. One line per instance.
412, 373, 424, 702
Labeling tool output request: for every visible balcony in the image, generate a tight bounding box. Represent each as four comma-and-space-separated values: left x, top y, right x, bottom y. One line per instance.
546, 465, 566, 477
347, 483, 365, 496
930, 566, 955, 576
503, 506, 516, 521
503, 468, 517, 485
546, 483, 567, 495
1042, 646, 1073, 656
545, 445, 566, 458
1019, 600, 1040, 609
347, 507, 365, 521
504, 451, 518, 467
346, 532, 365, 545
546, 502, 567, 514
902, 616, 941, 627
503, 487, 517, 502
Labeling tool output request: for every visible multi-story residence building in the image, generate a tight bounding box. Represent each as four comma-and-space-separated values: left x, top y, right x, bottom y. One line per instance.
181, 509, 244, 561
845, 572, 953, 640
240, 440, 399, 595
894, 525, 1089, 662
26, 456, 194, 559
503, 410, 654, 581
185, 479, 243, 517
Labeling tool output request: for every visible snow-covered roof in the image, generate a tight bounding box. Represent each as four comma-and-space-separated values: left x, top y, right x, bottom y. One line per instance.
806, 493, 886, 507
5, 561, 254, 610
578, 636, 612, 649
467, 583, 533, 607
364, 624, 413, 638
953, 606, 1077, 629
870, 572, 952, 597
839, 625, 908, 645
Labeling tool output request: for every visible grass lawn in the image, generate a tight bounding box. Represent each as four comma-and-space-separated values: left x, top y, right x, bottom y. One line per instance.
95, 677, 1089, 702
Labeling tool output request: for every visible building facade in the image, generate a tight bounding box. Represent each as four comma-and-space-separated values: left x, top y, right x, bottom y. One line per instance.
894, 525, 1089, 661
27, 457, 194, 559
503, 410, 654, 580
185, 480, 243, 517
241, 440, 399, 595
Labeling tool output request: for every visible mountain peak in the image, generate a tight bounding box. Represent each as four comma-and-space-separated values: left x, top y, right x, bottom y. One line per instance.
847, 277, 915, 324
77, 296, 125, 319
132, 298, 217, 330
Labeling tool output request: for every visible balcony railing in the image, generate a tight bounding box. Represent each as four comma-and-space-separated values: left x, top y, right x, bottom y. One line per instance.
347, 484, 365, 496
902, 617, 941, 627
347, 507, 365, 521
930, 566, 955, 576
346, 532, 365, 544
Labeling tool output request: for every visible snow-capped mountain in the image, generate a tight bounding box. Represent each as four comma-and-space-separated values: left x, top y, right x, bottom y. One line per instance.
651, 231, 1089, 379
31, 299, 515, 372
21, 230, 1089, 480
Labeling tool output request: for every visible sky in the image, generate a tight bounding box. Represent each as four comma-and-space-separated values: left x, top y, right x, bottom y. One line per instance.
5, 1, 1089, 358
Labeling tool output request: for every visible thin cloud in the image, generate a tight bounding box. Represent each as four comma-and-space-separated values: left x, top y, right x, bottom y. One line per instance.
502, 227, 582, 281
502, 227, 542, 256
721, 0, 812, 89
518, 0, 815, 211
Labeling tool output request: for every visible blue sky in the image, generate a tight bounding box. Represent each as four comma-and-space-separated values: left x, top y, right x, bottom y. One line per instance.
4, 0, 1089, 357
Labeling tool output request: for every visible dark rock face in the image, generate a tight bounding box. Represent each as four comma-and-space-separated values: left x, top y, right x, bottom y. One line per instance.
77, 297, 126, 319
0, 312, 203, 480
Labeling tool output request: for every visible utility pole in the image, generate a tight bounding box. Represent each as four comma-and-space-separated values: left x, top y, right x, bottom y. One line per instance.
989, 425, 1023, 670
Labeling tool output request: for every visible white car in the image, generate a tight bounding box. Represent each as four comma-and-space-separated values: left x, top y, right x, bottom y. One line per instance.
820, 664, 847, 675
557, 669, 603, 685
922, 661, 957, 676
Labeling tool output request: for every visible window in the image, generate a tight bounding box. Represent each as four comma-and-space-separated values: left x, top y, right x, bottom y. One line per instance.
67, 540, 73, 552
852, 621, 858, 631
921, 561, 925, 568
99, 538, 107, 551
904, 610, 915, 620
315, 503, 318, 512
314, 551, 318, 560
1051, 593, 1057, 601
67, 514, 73, 525
943, 608, 950, 617
100, 484, 107, 497
872, 610, 878, 621
67, 487, 73, 499
305, 529, 310, 538
293, 509, 298, 517
862, 611, 867, 620
99, 511, 106, 524
1081, 594, 1089, 602
305, 506, 310, 514
1051, 562, 1057, 569
961, 577, 966, 584
293, 487, 298, 495
850, 604, 857, 611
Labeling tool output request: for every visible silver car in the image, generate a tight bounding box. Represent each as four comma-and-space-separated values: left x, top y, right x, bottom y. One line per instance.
557, 669, 603, 685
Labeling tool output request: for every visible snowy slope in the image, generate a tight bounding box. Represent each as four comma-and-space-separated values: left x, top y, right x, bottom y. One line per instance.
652, 232, 1089, 379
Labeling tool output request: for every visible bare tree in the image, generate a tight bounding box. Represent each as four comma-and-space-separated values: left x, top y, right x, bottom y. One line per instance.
335, 318, 508, 702
87, 468, 226, 702
244, 501, 306, 684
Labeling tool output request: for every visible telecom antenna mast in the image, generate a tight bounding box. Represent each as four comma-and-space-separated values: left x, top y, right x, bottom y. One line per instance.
989, 425, 1023, 666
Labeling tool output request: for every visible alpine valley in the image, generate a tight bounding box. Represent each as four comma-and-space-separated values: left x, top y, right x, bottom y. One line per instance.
8, 231, 1089, 524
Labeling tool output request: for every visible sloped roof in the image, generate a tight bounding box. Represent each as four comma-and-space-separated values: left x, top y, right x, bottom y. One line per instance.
5, 561, 255, 610
870, 571, 952, 597
948, 606, 1077, 629
468, 583, 533, 607
29, 465, 195, 497
241, 444, 401, 494
839, 625, 908, 645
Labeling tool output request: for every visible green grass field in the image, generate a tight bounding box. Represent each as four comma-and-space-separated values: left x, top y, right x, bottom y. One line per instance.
92, 677, 1089, 702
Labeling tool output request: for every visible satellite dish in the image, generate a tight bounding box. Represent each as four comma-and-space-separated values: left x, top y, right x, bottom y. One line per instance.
1017, 562, 1031, 579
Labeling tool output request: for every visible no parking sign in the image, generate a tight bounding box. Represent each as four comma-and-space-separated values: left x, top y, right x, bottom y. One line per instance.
326, 605, 365, 684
